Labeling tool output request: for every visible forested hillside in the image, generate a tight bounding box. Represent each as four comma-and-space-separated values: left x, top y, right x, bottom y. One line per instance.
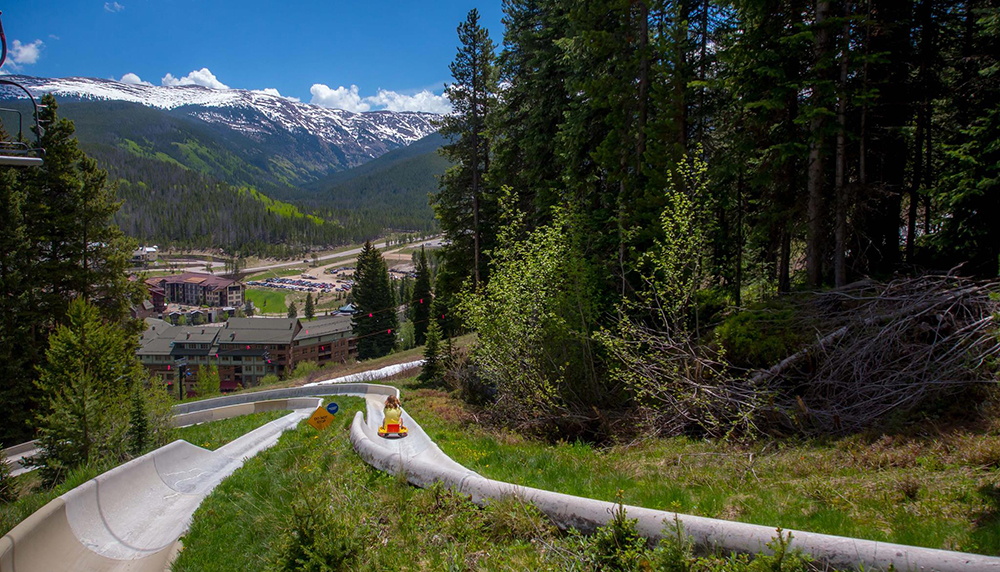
313, 133, 451, 233
434, 2, 1000, 441
0, 97, 446, 255
88, 146, 378, 258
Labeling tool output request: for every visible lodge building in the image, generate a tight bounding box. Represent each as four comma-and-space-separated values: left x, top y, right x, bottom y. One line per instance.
137, 314, 356, 396
145, 272, 245, 308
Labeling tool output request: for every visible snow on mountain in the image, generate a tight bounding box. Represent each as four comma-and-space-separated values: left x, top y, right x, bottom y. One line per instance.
6, 75, 439, 162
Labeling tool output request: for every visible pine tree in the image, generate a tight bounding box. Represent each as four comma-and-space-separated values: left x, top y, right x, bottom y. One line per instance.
127, 382, 149, 456
34, 298, 142, 485
352, 241, 399, 359
304, 293, 315, 320
411, 246, 433, 345
0, 165, 34, 445
288, 302, 298, 319
419, 318, 443, 386
0, 96, 143, 445
195, 364, 221, 397
434, 8, 498, 298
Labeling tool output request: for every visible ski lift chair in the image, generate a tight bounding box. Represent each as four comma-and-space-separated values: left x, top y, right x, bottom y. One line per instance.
0, 11, 44, 167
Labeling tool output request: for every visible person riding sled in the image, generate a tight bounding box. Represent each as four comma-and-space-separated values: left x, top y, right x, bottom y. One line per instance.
378, 395, 408, 438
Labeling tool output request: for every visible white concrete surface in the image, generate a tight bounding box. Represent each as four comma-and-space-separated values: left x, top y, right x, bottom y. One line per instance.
303, 359, 424, 387
7, 379, 1000, 572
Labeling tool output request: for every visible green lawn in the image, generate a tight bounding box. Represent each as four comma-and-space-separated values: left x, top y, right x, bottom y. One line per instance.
401, 384, 1000, 557
245, 288, 287, 314
173, 410, 290, 450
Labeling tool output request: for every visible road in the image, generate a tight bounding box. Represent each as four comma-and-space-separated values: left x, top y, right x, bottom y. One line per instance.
137, 236, 444, 276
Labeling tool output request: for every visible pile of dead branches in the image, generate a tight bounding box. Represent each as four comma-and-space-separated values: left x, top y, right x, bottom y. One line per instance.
609, 274, 1000, 438
775, 274, 1000, 434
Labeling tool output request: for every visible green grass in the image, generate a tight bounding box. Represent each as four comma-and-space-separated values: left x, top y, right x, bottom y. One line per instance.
173, 410, 290, 450
171, 393, 836, 571
245, 289, 287, 314
172, 396, 579, 571
400, 385, 1000, 556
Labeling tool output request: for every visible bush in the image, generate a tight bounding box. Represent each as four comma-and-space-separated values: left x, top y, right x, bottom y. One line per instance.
715, 307, 804, 369
269, 497, 362, 572
586, 495, 650, 572
0, 458, 17, 504
261, 374, 280, 386
195, 364, 221, 397
291, 361, 320, 380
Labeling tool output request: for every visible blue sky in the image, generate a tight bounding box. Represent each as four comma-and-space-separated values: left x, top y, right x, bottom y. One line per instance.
2, 1, 504, 112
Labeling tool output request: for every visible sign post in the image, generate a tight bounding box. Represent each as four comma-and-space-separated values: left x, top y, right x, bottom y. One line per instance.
307, 405, 336, 431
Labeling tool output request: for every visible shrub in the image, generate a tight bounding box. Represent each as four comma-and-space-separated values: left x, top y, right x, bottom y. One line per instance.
0, 458, 17, 504
715, 308, 804, 369
291, 361, 320, 380
195, 364, 221, 397
261, 374, 280, 387
586, 495, 650, 572
268, 497, 362, 572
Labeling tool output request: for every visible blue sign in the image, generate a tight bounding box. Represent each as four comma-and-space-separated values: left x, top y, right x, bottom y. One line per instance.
325, 402, 339, 415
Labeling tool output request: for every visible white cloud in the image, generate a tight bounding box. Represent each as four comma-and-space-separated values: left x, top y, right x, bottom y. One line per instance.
119, 72, 152, 86
161, 68, 229, 89
48, 34, 61, 40
104, 2, 124, 12
309, 83, 450, 114
10, 39, 43, 66
253, 87, 300, 102
309, 84, 370, 112
367, 88, 451, 114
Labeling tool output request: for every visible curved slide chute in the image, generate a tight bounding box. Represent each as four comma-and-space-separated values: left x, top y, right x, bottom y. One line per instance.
1, 386, 394, 572
5, 380, 1000, 571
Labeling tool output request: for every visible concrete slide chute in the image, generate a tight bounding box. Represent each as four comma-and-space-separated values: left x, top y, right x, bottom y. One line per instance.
6, 381, 1000, 571
1, 396, 324, 572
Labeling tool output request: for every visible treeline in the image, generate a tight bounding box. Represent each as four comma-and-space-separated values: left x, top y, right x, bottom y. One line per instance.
438, 1, 998, 301
87, 145, 399, 258
435, 2, 1000, 438
0, 95, 147, 446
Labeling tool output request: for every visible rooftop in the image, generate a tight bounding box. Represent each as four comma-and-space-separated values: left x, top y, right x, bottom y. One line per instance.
294, 315, 353, 341
226, 317, 299, 331
147, 272, 241, 290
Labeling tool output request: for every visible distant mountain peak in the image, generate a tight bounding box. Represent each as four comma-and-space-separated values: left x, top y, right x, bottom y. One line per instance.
5, 74, 439, 160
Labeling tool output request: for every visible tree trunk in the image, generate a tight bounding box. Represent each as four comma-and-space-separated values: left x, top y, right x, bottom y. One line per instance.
834, 0, 851, 287
806, 0, 832, 287
637, 0, 649, 167
471, 42, 481, 289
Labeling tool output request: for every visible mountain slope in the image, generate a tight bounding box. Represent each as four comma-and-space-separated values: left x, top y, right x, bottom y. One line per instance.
313, 133, 452, 231
5, 75, 439, 192
304, 131, 447, 191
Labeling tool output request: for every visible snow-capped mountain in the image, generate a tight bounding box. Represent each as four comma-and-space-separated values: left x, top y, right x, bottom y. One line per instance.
4, 74, 440, 176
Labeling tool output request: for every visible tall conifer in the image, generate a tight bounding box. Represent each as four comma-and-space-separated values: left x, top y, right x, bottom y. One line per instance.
411, 246, 433, 345
352, 242, 399, 359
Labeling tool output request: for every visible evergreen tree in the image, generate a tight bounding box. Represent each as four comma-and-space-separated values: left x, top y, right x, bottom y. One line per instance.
34, 298, 142, 485
352, 241, 399, 359
288, 302, 298, 319
411, 246, 433, 345
0, 96, 143, 445
195, 364, 221, 397
434, 8, 499, 302
304, 293, 315, 320
419, 318, 443, 386
127, 382, 149, 457
0, 165, 34, 445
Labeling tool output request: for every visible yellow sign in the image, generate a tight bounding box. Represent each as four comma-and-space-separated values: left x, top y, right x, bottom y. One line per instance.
306, 406, 335, 431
